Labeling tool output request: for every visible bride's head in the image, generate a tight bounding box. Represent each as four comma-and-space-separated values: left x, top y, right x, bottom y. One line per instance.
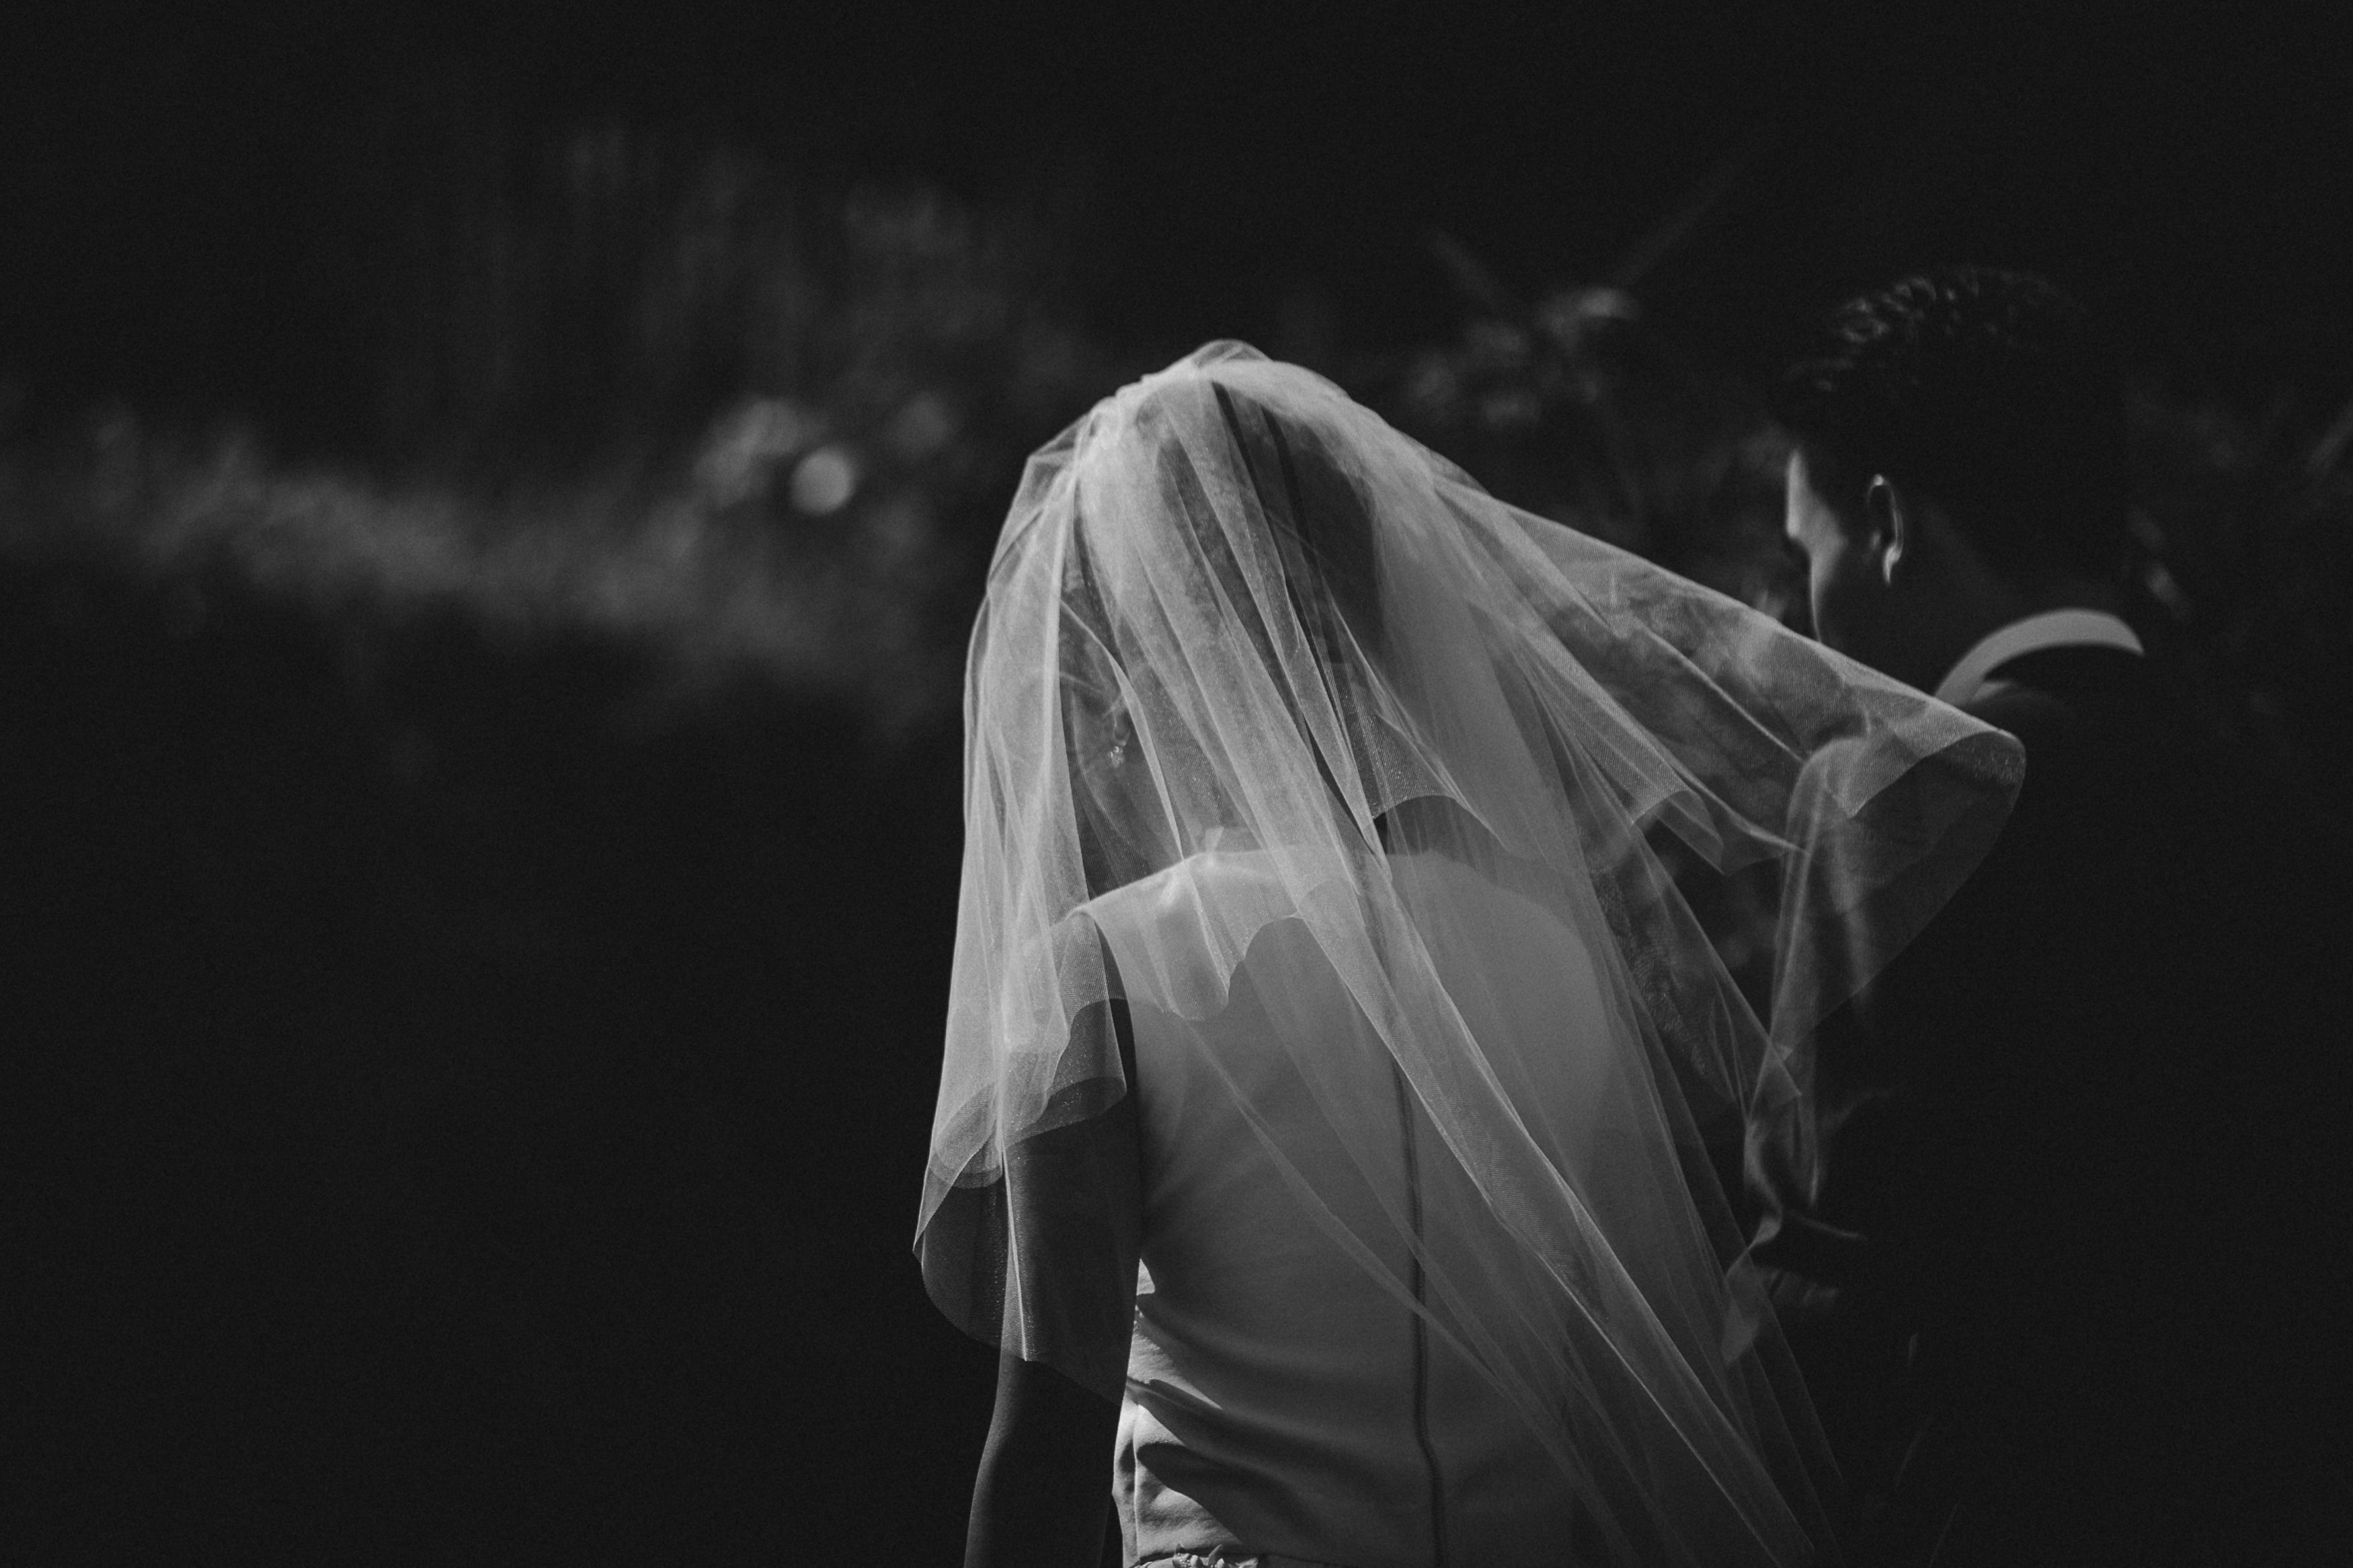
971, 343, 1525, 903
1082, 364, 1386, 666
1053, 359, 1426, 890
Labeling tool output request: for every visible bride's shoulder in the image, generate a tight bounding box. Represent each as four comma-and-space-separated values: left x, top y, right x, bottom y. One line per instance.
1083, 845, 1298, 931
1080, 848, 1324, 1021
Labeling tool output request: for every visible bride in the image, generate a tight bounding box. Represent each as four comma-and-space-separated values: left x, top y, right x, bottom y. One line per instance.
917, 344, 2020, 1567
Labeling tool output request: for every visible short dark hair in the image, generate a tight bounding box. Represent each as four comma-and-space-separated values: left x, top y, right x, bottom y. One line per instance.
1776, 267, 2128, 583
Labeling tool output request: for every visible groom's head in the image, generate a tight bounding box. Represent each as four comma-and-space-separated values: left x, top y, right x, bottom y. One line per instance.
1776, 267, 2128, 689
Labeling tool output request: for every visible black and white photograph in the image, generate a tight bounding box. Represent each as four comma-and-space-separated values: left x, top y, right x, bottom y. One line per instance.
7, 3, 2348, 1563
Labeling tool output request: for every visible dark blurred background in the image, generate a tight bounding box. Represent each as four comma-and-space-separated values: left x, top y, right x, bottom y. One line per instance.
5, 3, 2348, 1561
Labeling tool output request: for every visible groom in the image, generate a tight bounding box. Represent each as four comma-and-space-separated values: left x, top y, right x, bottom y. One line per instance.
1763, 268, 2342, 1565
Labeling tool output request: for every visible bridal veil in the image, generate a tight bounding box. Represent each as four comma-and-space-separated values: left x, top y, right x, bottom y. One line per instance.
918, 343, 2020, 1565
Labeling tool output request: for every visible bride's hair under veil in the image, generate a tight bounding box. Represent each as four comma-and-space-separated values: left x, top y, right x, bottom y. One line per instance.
920, 342, 2020, 1566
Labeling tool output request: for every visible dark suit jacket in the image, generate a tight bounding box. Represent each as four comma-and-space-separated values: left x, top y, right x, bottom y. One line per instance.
1752, 645, 2349, 1567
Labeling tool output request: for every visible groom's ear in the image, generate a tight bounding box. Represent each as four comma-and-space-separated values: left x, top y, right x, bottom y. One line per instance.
1864, 476, 1909, 585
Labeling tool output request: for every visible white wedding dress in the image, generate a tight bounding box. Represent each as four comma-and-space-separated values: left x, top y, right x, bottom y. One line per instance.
1095, 845, 1658, 1565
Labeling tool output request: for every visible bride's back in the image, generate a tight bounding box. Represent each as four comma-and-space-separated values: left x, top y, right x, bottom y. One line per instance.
1092, 845, 1619, 1565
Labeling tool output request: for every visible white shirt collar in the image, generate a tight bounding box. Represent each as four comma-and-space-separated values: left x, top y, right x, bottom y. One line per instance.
1934, 608, 2145, 708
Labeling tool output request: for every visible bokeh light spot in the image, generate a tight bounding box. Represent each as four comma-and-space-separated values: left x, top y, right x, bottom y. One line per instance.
790, 446, 859, 515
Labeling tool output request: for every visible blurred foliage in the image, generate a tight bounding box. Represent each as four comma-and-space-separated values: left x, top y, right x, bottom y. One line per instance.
360, 101, 1102, 484
3, 120, 1116, 739
2124, 381, 2353, 788
1351, 280, 1800, 622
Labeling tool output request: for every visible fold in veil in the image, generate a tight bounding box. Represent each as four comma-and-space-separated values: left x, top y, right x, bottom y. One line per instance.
918, 343, 2020, 1565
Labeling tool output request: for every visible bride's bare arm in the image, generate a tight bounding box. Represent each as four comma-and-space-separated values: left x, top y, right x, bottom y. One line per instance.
965, 993, 1142, 1568
966, 1349, 1123, 1567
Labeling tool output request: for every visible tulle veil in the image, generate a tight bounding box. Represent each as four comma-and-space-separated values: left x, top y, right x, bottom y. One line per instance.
918, 343, 2020, 1565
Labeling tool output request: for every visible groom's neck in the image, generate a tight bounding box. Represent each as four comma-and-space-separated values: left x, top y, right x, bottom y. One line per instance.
1945, 573, 2126, 649
1900, 520, 2125, 694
